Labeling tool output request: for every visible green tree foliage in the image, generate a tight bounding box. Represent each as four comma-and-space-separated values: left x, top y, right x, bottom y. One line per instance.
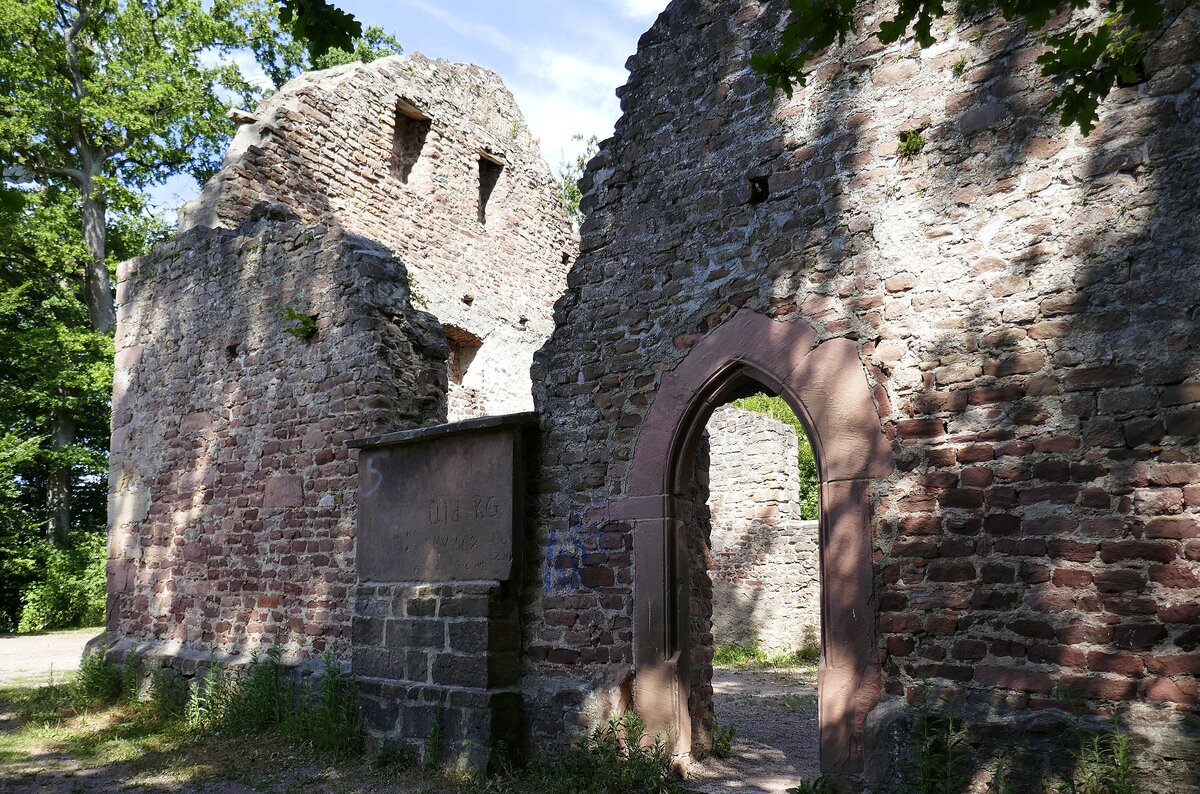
0, 184, 163, 631
556, 134, 601, 228
0, 1, 400, 632
730, 393, 820, 520
750, 0, 1189, 134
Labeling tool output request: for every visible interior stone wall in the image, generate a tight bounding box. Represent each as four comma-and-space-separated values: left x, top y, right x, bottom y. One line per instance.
706, 405, 820, 655
527, 0, 1200, 786
179, 53, 576, 420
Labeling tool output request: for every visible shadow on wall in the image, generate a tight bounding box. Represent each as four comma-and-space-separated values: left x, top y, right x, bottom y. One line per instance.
747, 1, 1200, 789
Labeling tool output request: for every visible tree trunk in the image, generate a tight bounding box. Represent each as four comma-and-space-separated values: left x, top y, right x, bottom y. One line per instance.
80, 192, 115, 333
47, 409, 76, 547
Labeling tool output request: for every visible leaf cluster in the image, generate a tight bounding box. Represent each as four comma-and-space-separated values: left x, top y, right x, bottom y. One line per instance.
751, 0, 1184, 134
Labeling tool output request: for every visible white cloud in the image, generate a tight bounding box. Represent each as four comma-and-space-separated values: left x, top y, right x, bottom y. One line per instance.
612, 0, 669, 20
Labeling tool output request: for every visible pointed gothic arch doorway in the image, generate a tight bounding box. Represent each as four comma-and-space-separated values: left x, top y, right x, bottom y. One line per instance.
607, 309, 895, 778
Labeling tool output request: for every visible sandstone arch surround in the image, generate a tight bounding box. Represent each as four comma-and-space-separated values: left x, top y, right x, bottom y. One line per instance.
607, 309, 895, 776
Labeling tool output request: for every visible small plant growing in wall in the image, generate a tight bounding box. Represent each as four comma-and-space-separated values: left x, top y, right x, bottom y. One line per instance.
282, 307, 318, 341
951, 56, 968, 77
898, 130, 927, 159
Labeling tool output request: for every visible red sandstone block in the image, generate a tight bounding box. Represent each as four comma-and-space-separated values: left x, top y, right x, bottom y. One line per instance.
961, 467, 995, 488
919, 472, 959, 489
1146, 516, 1200, 539
958, 444, 995, 463
1187, 541, 1200, 561
1087, 651, 1145, 675
927, 561, 977, 582
926, 617, 958, 635
940, 489, 984, 509
1009, 619, 1056, 640
1028, 644, 1086, 668
982, 563, 1016, 583
974, 665, 1053, 693
1060, 675, 1138, 700
898, 418, 946, 439
1113, 623, 1167, 651
984, 513, 1020, 535
972, 590, 1021, 610
1053, 568, 1095, 588
1159, 602, 1200, 623
1150, 564, 1200, 588
1025, 591, 1074, 612
1020, 485, 1079, 505
927, 448, 958, 467
880, 614, 922, 633
1145, 654, 1200, 675
990, 639, 1027, 658
969, 386, 1025, 405
886, 636, 916, 656
1145, 677, 1198, 704
1099, 541, 1177, 563
996, 440, 1034, 457
1034, 436, 1080, 453
1033, 459, 1072, 482
1049, 539, 1099, 562
1093, 569, 1146, 593
899, 515, 942, 536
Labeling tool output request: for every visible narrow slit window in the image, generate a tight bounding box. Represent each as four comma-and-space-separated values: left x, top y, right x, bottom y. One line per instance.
444, 325, 483, 385
478, 154, 504, 224
391, 99, 430, 183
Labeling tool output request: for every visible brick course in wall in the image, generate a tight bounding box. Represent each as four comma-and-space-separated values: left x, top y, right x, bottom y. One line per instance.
527, 0, 1200, 787
706, 405, 820, 654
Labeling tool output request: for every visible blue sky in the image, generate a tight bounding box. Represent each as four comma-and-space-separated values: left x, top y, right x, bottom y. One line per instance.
150, 0, 670, 215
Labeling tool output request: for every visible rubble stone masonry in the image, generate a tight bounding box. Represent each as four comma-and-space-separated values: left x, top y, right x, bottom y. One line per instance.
180, 54, 575, 419
106, 208, 445, 662
528, 0, 1200, 786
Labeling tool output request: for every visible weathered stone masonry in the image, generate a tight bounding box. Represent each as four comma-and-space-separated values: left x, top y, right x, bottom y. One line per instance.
180, 53, 574, 420
99, 53, 574, 691
528, 0, 1200, 787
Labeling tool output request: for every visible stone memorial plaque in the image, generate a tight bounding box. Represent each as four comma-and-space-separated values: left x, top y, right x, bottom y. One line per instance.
355, 419, 527, 582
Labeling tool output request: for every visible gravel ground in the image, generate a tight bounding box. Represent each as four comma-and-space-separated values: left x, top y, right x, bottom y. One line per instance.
684, 667, 820, 794
0, 628, 101, 685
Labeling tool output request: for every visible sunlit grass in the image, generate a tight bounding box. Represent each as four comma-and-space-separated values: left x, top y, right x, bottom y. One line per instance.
712, 641, 819, 670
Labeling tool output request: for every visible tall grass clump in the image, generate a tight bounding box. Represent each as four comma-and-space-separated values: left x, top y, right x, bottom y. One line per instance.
484, 711, 680, 794
185, 648, 360, 757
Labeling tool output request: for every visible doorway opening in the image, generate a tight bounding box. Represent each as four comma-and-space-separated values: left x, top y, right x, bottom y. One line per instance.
685, 389, 823, 789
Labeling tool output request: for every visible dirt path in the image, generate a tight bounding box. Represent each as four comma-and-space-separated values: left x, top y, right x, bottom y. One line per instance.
685, 667, 820, 794
0, 628, 101, 685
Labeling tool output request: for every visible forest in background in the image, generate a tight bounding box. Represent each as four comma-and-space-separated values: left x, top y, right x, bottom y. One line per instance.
0, 0, 402, 633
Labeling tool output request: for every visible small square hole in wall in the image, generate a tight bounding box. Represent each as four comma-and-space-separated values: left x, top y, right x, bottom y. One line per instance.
391, 99, 430, 183
748, 175, 770, 205
478, 153, 505, 224
444, 325, 483, 385
1116, 57, 1148, 87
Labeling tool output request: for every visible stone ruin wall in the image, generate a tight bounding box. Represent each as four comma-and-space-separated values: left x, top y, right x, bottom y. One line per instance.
706, 405, 820, 655
102, 56, 573, 671
180, 53, 576, 420
528, 0, 1200, 786
105, 208, 445, 664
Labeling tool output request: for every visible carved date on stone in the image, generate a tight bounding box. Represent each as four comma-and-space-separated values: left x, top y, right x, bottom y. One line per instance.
356, 425, 523, 582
